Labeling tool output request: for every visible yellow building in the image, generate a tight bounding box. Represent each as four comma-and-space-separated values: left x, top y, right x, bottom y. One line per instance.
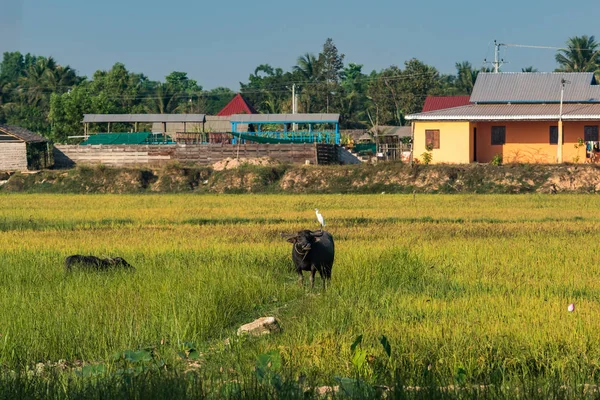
406, 73, 600, 164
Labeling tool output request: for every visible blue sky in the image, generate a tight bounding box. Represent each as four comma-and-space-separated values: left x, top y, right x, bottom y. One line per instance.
1, 0, 598, 90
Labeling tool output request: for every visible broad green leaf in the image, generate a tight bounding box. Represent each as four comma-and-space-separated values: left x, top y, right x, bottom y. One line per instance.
379, 335, 391, 358
350, 335, 363, 352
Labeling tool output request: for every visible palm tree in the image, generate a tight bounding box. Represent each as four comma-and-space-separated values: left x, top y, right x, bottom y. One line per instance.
145, 83, 179, 114
455, 61, 480, 95
18, 57, 58, 107
46, 65, 79, 94
293, 53, 319, 81
521, 66, 538, 72
555, 35, 600, 73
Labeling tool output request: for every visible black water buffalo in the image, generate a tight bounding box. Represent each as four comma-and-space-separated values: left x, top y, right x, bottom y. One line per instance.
281, 230, 334, 289
65, 255, 134, 272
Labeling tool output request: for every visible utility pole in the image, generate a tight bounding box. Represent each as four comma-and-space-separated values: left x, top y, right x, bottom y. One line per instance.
484, 40, 505, 72
493, 40, 503, 73
557, 78, 570, 163
292, 84, 297, 132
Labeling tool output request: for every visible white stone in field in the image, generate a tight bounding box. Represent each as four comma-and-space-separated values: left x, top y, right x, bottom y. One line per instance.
568, 303, 575, 312
237, 317, 280, 336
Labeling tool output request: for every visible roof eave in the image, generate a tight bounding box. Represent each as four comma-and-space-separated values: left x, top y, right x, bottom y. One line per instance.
407, 115, 600, 121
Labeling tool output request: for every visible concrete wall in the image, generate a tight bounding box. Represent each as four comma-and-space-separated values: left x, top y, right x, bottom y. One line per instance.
413, 121, 472, 163
414, 120, 600, 164
476, 121, 599, 163
53, 144, 322, 168
0, 142, 27, 171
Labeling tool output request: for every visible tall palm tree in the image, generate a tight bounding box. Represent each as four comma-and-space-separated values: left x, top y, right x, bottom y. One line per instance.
18, 57, 56, 107
555, 35, 600, 73
293, 53, 319, 81
46, 65, 79, 94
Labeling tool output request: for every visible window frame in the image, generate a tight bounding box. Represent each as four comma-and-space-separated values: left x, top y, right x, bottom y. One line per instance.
425, 129, 440, 149
584, 126, 599, 142
491, 126, 506, 146
549, 126, 559, 145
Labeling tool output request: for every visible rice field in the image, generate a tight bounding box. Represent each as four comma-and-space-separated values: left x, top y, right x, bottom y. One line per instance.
2, 193, 600, 398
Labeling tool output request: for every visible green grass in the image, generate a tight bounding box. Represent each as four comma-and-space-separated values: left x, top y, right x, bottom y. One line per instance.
1, 193, 600, 398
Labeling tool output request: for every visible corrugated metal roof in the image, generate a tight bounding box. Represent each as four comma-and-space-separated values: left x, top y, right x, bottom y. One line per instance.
406, 103, 600, 121
230, 113, 340, 123
217, 94, 257, 116
422, 96, 471, 112
369, 126, 412, 137
0, 125, 49, 143
470, 72, 600, 103
83, 114, 206, 123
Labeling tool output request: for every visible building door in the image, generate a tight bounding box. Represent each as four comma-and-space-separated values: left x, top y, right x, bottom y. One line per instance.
473, 128, 477, 162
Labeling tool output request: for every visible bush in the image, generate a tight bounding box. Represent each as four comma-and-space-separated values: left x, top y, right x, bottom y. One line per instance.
490, 153, 503, 166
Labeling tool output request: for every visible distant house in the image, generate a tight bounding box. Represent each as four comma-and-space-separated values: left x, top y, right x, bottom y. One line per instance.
422, 96, 471, 112
148, 94, 257, 136
407, 73, 600, 164
0, 125, 53, 171
217, 93, 258, 116
369, 125, 412, 139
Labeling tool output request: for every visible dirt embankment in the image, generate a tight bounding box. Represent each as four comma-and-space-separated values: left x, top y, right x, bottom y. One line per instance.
3, 162, 600, 194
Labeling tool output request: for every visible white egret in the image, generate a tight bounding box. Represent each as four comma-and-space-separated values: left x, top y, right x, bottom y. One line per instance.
315, 208, 325, 229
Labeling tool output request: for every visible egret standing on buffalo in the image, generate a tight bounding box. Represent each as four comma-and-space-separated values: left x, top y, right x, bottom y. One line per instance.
315, 208, 325, 230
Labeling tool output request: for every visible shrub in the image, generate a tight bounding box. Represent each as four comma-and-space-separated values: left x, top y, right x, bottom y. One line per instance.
490, 153, 503, 166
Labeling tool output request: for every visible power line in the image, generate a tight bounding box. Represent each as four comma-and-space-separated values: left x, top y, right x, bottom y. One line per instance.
0, 70, 445, 99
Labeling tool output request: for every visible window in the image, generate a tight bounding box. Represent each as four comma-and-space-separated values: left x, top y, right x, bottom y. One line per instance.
491, 126, 506, 145
584, 126, 599, 142
425, 130, 440, 149
549, 126, 558, 145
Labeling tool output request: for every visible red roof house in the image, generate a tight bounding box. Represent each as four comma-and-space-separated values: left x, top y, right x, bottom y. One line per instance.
422, 96, 471, 112
217, 94, 258, 116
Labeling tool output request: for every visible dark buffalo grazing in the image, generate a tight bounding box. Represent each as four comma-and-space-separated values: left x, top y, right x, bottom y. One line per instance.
65, 255, 134, 272
281, 230, 334, 289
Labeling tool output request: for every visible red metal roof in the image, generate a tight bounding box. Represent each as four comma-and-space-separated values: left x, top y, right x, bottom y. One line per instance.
422, 96, 471, 112
217, 94, 258, 116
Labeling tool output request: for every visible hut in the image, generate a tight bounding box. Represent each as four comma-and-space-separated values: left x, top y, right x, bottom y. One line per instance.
0, 125, 53, 171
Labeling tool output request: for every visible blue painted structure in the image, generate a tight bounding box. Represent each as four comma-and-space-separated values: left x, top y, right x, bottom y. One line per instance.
230, 113, 340, 145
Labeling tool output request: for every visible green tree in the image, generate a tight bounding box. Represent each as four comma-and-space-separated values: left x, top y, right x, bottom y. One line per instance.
455, 61, 480, 95
204, 87, 235, 115
339, 63, 368, 128
240, 64, 293, 114
145, 83, 179, 114
317, 38, 345, 113
555, 35, 600, 73
87, 63, 149, 114
49, 86, 92, 142
367, 59, 439, 127
294, 53, 319, 81
366, 66, 402, 127
521, 66, 538, 72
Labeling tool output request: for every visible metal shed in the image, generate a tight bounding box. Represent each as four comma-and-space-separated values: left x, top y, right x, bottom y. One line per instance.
82, 114, 207, 136
229, 113, 341, 144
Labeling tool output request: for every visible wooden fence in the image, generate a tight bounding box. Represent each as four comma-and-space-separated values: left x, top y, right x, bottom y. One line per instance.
53, 144, 320, 168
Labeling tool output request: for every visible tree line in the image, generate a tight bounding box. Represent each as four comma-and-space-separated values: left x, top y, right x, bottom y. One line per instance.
0, 35, 598, 143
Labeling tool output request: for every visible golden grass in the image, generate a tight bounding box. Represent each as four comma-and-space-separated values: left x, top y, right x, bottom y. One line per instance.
1, 193, 600, 390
